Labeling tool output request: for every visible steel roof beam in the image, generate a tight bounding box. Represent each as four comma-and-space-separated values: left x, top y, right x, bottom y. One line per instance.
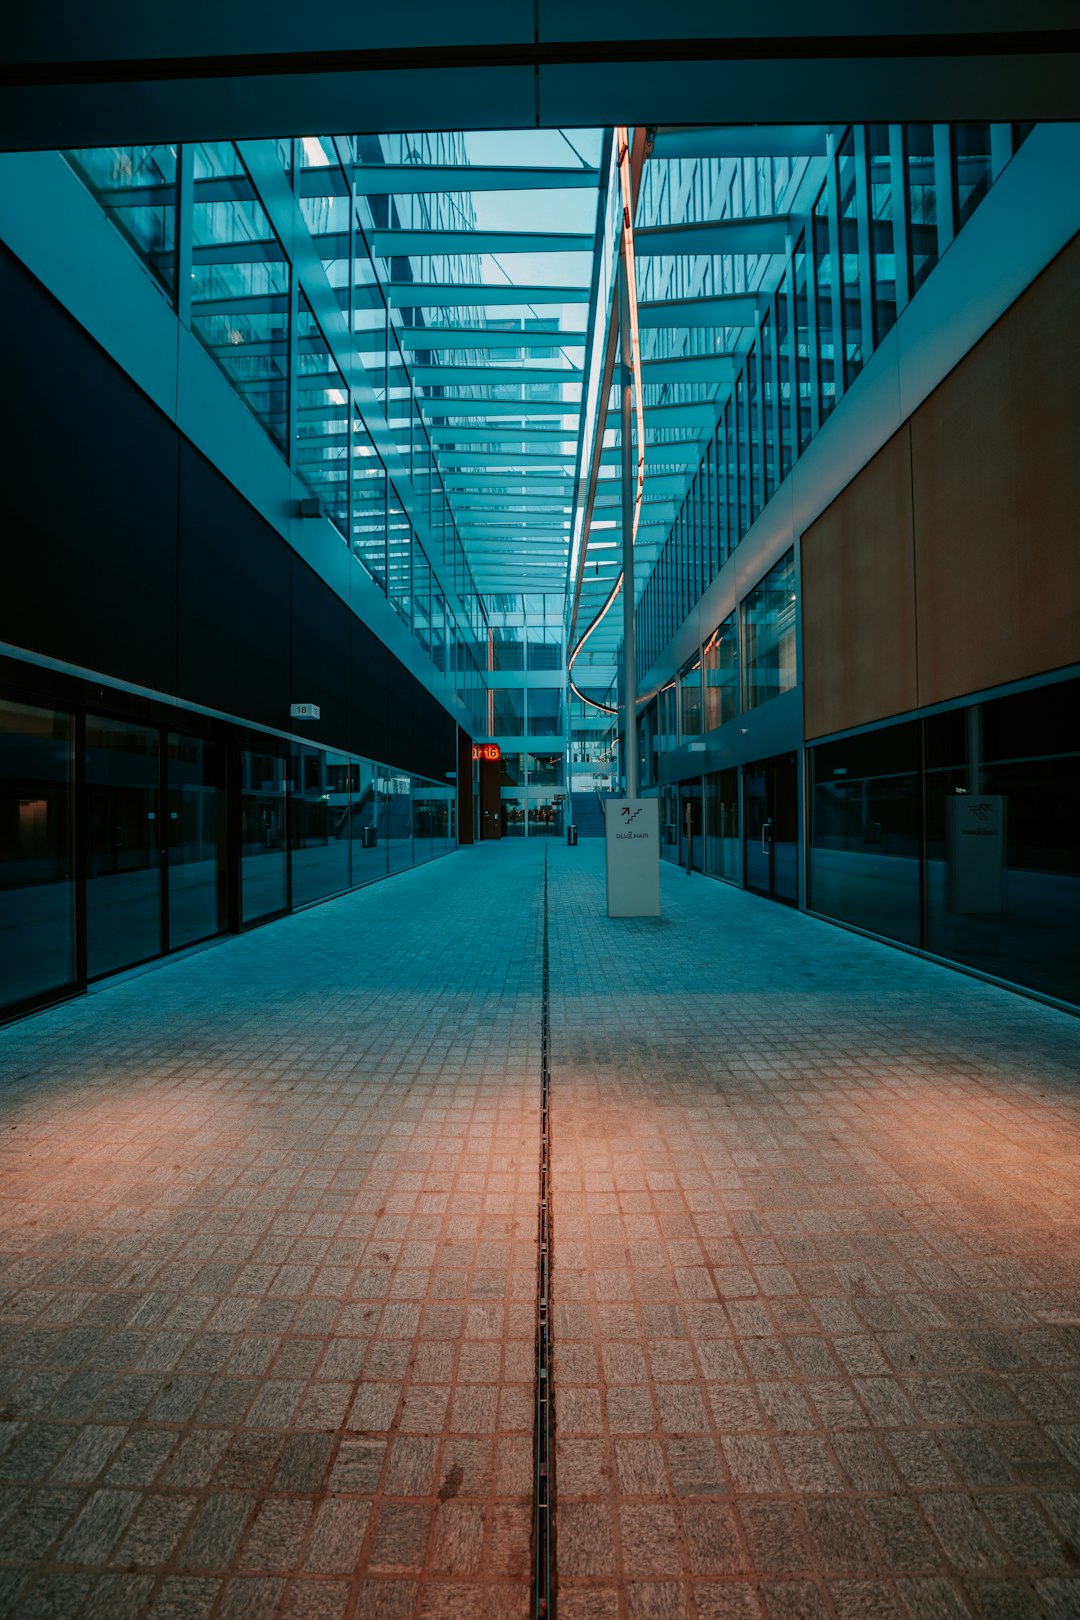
371, 228, 594, 257
423, 399, 579, 417
413, 364, 581, 385
355, 163, 599, 193
604, 401, 716, 430
638, 353, 736, 386
430, 426, 579, 443
385, 282, 591, 307
397, 326, 585, 350
436, 452, 575, 468
635, 216, 789, 257
650, 125, 829, 160
637, 291, 760, 327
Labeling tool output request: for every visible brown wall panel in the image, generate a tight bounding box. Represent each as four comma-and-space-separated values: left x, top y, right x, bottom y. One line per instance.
911, 233, 1080, 706
801, 425, 918, 740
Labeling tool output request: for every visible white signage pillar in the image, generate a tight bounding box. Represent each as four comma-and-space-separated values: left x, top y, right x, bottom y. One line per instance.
606, 798, 661, 917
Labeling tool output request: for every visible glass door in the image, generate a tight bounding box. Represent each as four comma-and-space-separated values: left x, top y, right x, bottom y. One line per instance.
0, 699, 76, 1014
167, 733, 227, 949
241, 749, 288, 924
86, 716, 162, 977
744, 754, 799, 904
678, 780, 703, 872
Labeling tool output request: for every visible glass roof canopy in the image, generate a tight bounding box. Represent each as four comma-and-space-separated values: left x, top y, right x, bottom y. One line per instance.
355, 129, 607, 598
570, 125, 830, 687
354, 123, 831, 693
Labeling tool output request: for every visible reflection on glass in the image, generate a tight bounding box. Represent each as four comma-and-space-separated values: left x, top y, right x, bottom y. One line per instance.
925, 684, 1080, 1005
528, 689, 562, 738
953, 124, 992, 229
660, 784, 680, 862
0, 700, 75, 1012
813, 189, 835, 422
431, 588, 446, 676
837, 131, 863, 388
413, 785, 436, 867
527, 628, 562, 671
743, 756, 798, 903
351, 412, 387, 588
747, 350, 761, 525
793, 240, 812, 452
761, 314, 776, 502
412, 545, 432, 658
387, 486, 411, 626
704, 768, 739, 882
295, 296, 348, 536
809, 725, 920, 945
190, 142, 289, 449
167, 733, 227, 949
905, 124, 938, 295
292, 746, 351, 906
743, 550, 796, 710
678, 654, 702, 739
241, 750, 287, 923
702, 613, 738, 731
735, 374, 749, 539
67, 145, 178, 294
349, 760, 388, 887
381, 770, 414, 873
528, 752, 564, 787
490, 690, 525, 736
86, 716, 161, 977
528, 799, 563, 837
868, 125, 897, 343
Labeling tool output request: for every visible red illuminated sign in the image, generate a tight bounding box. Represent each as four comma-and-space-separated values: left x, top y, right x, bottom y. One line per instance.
472, 744, 501, 763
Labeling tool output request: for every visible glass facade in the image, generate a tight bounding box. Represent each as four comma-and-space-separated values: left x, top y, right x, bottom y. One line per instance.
742, 550, 796, 711
167, 734, 227, 950
632, 122, 1021, 684
1, 698, 457, 1022
677, 654, 702, 739
809, 724, 921, 947
68, 146, 178, 295
703, 768, 739, 883
809, 678, 1080, 1005
64, 137, 490, 722
0, 700, 75, 1013
85, 716, 162, 978
702, 614, 738, 732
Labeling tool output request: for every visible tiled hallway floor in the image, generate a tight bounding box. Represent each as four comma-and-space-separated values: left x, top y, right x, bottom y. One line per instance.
1, 842, 1079, 1620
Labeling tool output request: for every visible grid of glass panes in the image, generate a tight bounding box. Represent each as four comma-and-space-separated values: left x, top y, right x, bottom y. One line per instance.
62, 136, 489, 711
633, 122, 1023, 678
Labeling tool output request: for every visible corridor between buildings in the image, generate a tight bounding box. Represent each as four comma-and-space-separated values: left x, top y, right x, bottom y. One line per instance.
0, 842, 1078, 1620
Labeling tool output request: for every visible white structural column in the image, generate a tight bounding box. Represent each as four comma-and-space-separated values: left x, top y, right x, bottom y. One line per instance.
606, 219, 660, 918
619, 246, 637, 801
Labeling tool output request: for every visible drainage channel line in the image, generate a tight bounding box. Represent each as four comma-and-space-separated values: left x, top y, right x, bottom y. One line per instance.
534, 848, 555, 1619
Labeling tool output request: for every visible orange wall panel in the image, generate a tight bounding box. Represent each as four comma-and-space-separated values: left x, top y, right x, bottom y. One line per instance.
911, 233, 1080, 706
801, 425, 918, 740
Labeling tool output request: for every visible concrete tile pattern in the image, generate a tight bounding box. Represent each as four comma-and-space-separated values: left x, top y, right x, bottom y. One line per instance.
0, 845, 546, 1619
547, 845, 1080, 1620
0, 840, 1079, 1620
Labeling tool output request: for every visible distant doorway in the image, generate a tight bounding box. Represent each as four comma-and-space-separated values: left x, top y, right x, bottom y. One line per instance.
743, 754, 798, 904
678, 780, 703, 872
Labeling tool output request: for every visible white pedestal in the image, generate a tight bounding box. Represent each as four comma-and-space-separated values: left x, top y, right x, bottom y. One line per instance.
605, 799, 661, 917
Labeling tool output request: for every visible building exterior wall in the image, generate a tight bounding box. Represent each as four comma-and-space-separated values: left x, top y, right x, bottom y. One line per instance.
803, 231, 1080, 740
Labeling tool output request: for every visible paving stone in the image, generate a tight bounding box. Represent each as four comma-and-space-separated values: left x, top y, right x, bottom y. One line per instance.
1, 841, 1079, 1616
546, 844, 1080, 1616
